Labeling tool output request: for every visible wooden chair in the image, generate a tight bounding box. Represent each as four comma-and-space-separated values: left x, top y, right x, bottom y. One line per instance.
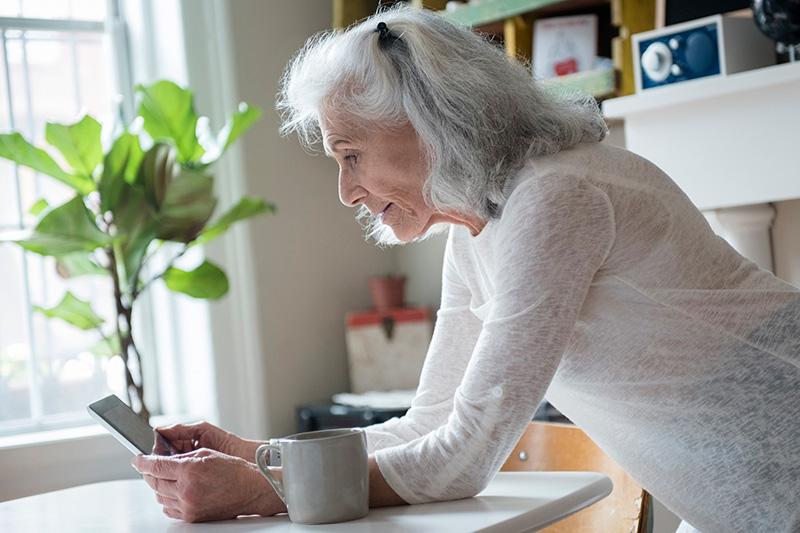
502, 422, 651, 533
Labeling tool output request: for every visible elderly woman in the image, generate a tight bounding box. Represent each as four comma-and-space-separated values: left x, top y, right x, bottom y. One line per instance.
132, 5, 800, 532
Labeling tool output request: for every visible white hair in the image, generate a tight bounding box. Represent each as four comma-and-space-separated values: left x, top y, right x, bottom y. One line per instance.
277, 4, 607, 244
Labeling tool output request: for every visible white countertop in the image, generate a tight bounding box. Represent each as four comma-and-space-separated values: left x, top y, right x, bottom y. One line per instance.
0, 471, 611, 532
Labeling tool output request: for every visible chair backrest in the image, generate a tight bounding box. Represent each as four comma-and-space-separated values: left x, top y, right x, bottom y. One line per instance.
501, 422, 650, 533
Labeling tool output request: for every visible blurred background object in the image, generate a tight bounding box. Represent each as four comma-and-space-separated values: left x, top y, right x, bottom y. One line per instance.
752, 0, 800, 61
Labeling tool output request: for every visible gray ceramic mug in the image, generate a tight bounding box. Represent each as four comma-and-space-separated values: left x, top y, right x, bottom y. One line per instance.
255, 428, 369, 524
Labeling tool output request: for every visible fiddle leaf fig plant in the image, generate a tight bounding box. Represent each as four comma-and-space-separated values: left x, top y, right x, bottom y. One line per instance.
0, 80, 274, 422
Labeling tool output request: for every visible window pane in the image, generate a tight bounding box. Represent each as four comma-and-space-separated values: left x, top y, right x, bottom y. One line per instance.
0, 47, 21, 229
0, 11, 127, 430
21, 0, 69, 20
69, 0, 107, 21
0, 1, 21, 18
0, 160, 21, 228
0, 38, 10, 128
7, 31, 80, 139
0, 246, 32, 422
26, 253, 119, 417
76, 34, 113, 124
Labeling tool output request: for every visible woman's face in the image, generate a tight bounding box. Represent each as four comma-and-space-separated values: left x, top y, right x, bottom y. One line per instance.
322, 119, 445, 242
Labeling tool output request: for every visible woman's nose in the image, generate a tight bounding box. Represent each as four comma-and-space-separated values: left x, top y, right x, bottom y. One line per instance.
338, 170, 367, 207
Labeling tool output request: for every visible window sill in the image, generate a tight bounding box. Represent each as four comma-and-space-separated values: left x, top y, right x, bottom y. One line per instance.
0, 413, 206, 502
0, 413, 201, 451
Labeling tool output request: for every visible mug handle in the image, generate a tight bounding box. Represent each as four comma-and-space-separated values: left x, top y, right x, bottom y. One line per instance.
255, 443, 286, 504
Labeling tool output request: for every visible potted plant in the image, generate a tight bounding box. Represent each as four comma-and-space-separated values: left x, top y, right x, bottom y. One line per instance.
0, 80, 274, 423
368, 273, 407, 311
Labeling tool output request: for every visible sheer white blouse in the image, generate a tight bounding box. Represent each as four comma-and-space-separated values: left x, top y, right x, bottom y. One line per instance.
364, 141, 800, 533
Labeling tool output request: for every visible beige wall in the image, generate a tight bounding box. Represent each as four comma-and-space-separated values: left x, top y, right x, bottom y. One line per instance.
226, 0, 396, 436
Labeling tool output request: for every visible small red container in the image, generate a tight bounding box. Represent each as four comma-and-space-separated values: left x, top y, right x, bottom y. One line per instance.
368, 276, 406, 311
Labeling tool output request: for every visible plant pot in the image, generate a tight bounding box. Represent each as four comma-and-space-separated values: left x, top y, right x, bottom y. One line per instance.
368, 276, 406, 311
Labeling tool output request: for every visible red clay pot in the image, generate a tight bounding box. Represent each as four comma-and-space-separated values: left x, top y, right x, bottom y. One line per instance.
368, 276, 406, 311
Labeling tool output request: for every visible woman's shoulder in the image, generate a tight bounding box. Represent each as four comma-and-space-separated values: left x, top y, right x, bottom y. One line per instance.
506, 141, 628, 190
501, 156, 610, 215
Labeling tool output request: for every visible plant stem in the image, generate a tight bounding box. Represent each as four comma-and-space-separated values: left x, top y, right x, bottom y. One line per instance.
108, 244, 149, 422
135, 243, 190, 299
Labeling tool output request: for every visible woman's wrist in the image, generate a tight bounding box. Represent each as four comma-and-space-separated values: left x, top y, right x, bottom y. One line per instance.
244, 462, 286, 516
234, 438, 264, 462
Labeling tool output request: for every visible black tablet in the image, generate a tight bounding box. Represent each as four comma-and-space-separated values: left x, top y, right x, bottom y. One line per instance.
87, 394, 175, 455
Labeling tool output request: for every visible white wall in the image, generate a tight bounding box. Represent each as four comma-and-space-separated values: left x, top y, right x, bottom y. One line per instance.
222, 0, 396, 437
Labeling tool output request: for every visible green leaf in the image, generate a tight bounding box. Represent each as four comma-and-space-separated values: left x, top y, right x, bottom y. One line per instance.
157, 170, 217, 243
90, 334, 120, 358
45, 115, 103, 178
195, 196, 274, 246
112, 182, 158, 288
17, 196, 111, 256
137, 143, 176, 209
33, 291, 104, 330
163, 260, 229, 299
136, 81, 204, 164
100, 132, 145, 212
29, 198, 49, 216
55, 253, 106, 278
0, 132, 93, 194
219, 103, 262, 151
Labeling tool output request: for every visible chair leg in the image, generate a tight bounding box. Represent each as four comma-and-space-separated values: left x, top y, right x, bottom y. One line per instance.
637, 491, 654, 533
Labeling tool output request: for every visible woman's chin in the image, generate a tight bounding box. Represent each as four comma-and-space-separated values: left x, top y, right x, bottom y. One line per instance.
388, 226, 415, 243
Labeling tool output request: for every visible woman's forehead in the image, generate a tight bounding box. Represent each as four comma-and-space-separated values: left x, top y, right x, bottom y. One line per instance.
321, 115, 364, 141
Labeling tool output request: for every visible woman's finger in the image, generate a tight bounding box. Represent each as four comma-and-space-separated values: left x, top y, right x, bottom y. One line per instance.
152, 431, 182, 455
162, 505, 183, 521
170, 447, 214, 459
153, 422, 204, 443
155, 493, 180, 508
132, 454, 181, 479
143, 474, 179, 499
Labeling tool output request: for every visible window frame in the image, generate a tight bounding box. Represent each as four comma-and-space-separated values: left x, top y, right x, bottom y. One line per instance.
0, 0, 265, 501
0, 0, 173, 438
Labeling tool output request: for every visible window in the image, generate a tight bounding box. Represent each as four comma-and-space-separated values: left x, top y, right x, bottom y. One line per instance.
0, 0, 154, 436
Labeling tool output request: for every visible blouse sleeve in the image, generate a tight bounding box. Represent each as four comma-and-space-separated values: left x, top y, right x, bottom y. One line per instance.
373, 175, 616, 504
364, 227, 483, 453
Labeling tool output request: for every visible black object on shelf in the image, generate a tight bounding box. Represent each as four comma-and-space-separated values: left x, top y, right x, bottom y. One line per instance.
296, 402, 409, 433
295, 400, 570, 433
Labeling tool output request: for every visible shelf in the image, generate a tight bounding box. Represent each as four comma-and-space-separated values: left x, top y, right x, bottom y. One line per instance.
602, 61, 800, 118
540, 67, 616, 99
600, 60, 800, 211
440, 0, 566, 26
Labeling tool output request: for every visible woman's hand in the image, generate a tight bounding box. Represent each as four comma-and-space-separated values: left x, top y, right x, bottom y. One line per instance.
132, 448, 286, 522
152, 421, 261, 462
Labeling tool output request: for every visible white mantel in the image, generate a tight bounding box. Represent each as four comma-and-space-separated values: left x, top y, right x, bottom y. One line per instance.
602, 61, 800, 271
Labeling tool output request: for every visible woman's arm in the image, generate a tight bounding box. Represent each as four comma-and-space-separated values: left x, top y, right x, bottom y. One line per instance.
372, 176, 616, 504
363, 227, 483, 453
368, 456, 407, 506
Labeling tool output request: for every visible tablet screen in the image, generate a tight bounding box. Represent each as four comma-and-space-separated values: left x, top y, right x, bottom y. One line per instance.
88, 395, 155, 454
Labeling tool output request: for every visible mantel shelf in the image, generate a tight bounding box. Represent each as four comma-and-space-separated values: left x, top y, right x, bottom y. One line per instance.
600, 60, 800, 212
602, 61, 800, 119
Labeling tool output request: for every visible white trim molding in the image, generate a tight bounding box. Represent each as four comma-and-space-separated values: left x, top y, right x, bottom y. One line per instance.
177, 0, 270, 440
